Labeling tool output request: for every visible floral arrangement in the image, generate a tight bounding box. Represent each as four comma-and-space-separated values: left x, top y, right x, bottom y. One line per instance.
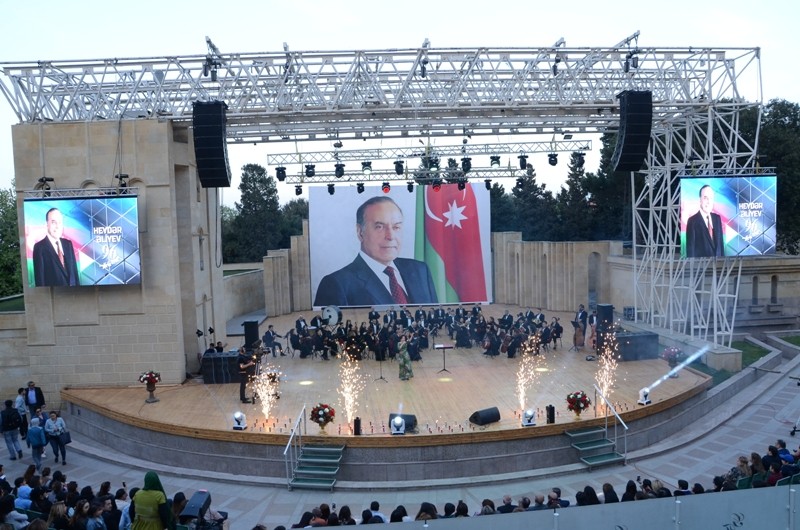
138, 370, 161, 385
661, 346, 682, 364
566, 390, 591, 414
310, 403, 335, 427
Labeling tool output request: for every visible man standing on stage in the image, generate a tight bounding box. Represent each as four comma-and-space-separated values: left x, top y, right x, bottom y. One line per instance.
237, 347, 256, 404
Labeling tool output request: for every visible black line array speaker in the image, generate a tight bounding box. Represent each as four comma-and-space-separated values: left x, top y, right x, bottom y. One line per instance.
546, 405, 556, 424
469, 406, 501, 426
243, 320, 259, 349
611, 90, 653, 172
388, 413, 417, 431
192, 100, 232, 188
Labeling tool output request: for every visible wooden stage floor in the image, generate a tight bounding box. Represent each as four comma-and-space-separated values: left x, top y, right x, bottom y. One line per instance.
64, 331, 709, 441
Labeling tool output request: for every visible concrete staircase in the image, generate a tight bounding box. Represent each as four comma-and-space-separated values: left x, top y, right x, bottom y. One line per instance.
565, 426, 625, 469
289, 444, 345, 491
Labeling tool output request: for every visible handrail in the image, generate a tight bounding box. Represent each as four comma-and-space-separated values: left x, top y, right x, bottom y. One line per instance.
283, 404, 307, 490
593, 384, 628, 463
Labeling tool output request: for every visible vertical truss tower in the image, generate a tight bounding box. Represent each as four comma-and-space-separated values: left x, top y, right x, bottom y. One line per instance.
0, 36, 763, 345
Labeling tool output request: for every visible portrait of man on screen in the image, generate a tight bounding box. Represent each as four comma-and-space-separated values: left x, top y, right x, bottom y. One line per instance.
32, 207, 81, 286
313, 196, 438, 307
685, 184, 725, 258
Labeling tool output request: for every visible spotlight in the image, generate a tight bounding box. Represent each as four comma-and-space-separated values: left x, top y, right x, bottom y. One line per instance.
357, 182, 365, 194
334, 163, 345, 178
631, 56, 639, 69
548, 153, 558, 166
522, 409, 536, 427
381, 182, 391, 193
552, 63, 558, 76
295, 185, 302, 196
195, 329, 203, 337
447, 158, 458, 170
305, 164, 316, 177
208, 327, 215, 335
637, 387, 651, 406
394, 160, 404, 175
362, 161, 372, 175
490, 155, 501, 168
275, 167, 286, 182
457, 180, 466, 191
233, 411, 247, 430
624, 59, 630, 73
432, 181, 441, 192
518, 154, 528, 170
390, 415, 405, 435
407, 182, 414, 193
484, 179, 492, 190
333, 140, 343, 149
327, 184, 335, 195
461, 157, 472, 173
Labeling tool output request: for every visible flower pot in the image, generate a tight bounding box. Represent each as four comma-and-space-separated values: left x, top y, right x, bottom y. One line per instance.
318, 422, 328, 435
145, 383, 159, 403
573, 411, 582, 420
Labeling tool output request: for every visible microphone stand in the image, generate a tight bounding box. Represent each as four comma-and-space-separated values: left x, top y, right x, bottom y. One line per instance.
375, 350, 388, 383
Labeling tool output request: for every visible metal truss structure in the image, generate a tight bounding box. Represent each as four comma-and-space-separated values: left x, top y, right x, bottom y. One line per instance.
0, 35, 763, 346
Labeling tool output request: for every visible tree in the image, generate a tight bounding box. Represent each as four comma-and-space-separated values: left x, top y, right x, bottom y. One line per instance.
278, 198, 308, 249
488, 182, 517, 233
554, 152, 592, 240
583, 134, 635, 241
511, 167, 558, 240
230, 164, 281, 262
0, 187, 22, 296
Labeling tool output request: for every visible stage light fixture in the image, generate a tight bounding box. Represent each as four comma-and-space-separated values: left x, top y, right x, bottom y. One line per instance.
305, 164, 316, 177
484, 179, 492, 190
631, 56, 639, 68
233, 411, 247, 430
637, 387, 651, 406
390, 415, 405, 435
461, 157, 472, 173
490, 155, 501, 168
295, 185, 303, 196
522, 409, 536, 427
361, 161, 372, 176
208, 327, 214, 335
624, 59, 630, 73
327, 183, 335, 195
195, 329, 203, 337
333, 140, 343, 149
407, 182, 414, 193
548, 153, 558, 166
381, 182, 391, 193
357, 182, 365, 194
432, 181, 442, 192
334, 163, 345, 178
518, 154, 528, 169
447, 158, 458, 170
275, 167, 286, 182
394, 160, 404, 175
457, 180, 466, 191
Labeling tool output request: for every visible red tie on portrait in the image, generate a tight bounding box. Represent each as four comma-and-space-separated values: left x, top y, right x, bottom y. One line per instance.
707, 216, 713, 239
56, 240, 65, 267
384, 266, 408, 304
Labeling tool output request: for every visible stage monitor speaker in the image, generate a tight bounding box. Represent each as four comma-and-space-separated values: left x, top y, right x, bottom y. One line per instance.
180, 490, 211, 523
243, 320, 259, 349
192, 100, 232, 188
597, 304, 614, 328
469, 406, 501, 426
388, 413, 417, 431
546, 405, 555, 424
354, 417, 362, 436
611, 90, 652, 172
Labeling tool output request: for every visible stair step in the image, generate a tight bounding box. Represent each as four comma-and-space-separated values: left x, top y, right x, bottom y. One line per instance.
573, 439, 615, 452
298, 455, 343, 465
564, 427, 606, 440
289, 477, 337, 491
295, 465, 339, 477
580, 452, 625, 468
302, 445, 346, 455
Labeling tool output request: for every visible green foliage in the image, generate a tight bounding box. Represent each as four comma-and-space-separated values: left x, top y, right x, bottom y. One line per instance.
0, 187, 22, 296
510, 166, 558, 240
278, 199, 308, 249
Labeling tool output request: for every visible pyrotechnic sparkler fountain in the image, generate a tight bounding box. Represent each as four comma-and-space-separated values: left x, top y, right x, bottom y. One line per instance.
594, 327, 619, 416
516, 333, 545, 424
337, 354, 366, 427
251, 362, 282, 421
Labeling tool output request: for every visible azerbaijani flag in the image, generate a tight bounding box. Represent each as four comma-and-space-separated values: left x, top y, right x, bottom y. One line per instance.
415, 183, 487, 303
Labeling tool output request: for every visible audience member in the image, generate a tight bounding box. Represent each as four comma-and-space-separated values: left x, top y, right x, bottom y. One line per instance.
337, 505, 356, 526
691, 483, 705, 494
291, 511, 313, 528
673, 479, 692, 496
414, 502, 437, 521
441, 503, 455, 518
368, 500, 387, 523
1, 493, 29, 530
620, 480, 637, 502
602, 483, 619, 503
496, 494, 516, 514
530, 495, 546, 510
583, 486, 601, 505
46, 500, 70, 530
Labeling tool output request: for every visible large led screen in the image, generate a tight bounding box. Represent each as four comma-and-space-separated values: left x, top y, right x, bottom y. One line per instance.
23, 195, 142, 287
310, 183, 492, 308
680, 175, 776, 258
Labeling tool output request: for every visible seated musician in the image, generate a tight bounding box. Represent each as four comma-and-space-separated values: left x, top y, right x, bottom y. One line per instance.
299, 331, 314, 359
407, 333, 422, 361
499, 310, 513, 331
455, 318, 472, 348
313, 329, 330, 360
262, 325, 285, 357
482, 329, 500, 356
540, 325, 552, 349
506, 329, 526, 358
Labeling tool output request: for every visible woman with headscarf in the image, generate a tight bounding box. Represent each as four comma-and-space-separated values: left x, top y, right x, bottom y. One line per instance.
130, 472, 170, 530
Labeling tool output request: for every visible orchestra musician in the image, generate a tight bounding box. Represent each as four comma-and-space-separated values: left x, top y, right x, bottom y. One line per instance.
368, 307, 380, 322
573, 304, 588, 349
588, 310, 598, 350
262, 325, 285, 357
499, 310, 513, 331
237, 347, 256, 403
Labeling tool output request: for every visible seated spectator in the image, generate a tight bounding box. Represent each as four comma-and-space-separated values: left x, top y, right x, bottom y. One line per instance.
574, 491, 587, 506
477, 499, 495, 515
652, 480, 672, 498
552, 487, 570, 507
530, 495, 546, 510
620, 480, 637, 502
673, 479, 692, 496
768, 462, 783, 486
454, 501, 469, 517
640, 479, 655, 498
327, 513, 340, 526
47, 500, 70, 530
441, 503, 455, 518
308, 507, 327, 526
414, 502, 438, 521
602, 483, 619, 503
496, 495, 516, 514
583, 486, 601, 505
762, 445, 782, 472
725, 455, 751, 484
337, 505, 356, 526
86, 500, 107, 530
780, 455, 799, 477
359, 509, 373, 524
30, 486, 52, 515
1, 493, 29, 530
711, 476, 725, 492
319, 503, 331, 522
368, 501, 387, 523
119, 487, 139, 530
546, 493, 561, 509
777, 439, 794, 463
14, 481, 33, 510
389, 506, 410, 523
750, 452, 767, 477
691, 483, 705, 494
518, 497, 531, 511
70, 499, 90, 530
292, 511, 313, 528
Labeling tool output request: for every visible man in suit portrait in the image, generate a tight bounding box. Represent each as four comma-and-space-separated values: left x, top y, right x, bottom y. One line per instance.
314, 196, 438, 307
686, 184, 725, 258
32, 208, 80, 286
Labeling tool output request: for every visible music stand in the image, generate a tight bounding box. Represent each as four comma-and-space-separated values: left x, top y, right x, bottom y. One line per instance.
569, 321, 580, 352
435, 343, 453, 374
